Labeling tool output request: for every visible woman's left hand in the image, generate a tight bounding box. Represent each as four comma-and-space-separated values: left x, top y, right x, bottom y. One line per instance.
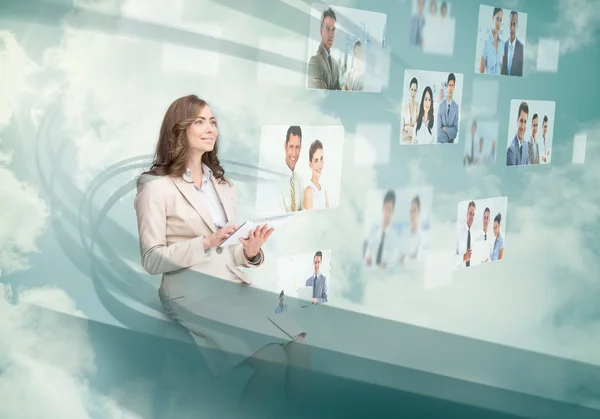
240, 224, 275, 260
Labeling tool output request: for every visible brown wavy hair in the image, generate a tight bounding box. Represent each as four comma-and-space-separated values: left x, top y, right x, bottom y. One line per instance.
308, 139, 323, 161
142, 95, 227, 183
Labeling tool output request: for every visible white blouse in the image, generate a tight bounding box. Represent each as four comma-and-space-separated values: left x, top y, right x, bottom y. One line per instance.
414, 122, 434, 144
306, 181, 327, 210
186, 164, 228, 229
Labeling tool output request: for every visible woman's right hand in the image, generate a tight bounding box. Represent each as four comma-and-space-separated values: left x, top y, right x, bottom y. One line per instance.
205, 225, 238, 249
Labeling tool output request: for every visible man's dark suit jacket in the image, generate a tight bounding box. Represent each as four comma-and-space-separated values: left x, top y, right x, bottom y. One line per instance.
501, 38, 524, 77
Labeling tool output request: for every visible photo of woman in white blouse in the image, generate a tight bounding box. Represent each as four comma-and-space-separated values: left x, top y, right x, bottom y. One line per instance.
401, 77, 420, 144
303, 139, 330, 210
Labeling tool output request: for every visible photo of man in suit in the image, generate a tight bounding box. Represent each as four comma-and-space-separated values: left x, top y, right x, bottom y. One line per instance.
364, 189, 397, 269
305, 251, 328, 305
280, 125, 304, 212
501, 11, 524, 77
474, 207, 493, 262
307, 7, 341, 90
437, 73, 459, 143
527, 113, 540, 165
540, 115, 551, 164
506, 101, 529, 166
455, 201, 476, 268
409, 0, 426, 46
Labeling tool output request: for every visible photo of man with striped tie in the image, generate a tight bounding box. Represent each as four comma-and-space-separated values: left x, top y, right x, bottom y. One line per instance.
282, 125, 305, 212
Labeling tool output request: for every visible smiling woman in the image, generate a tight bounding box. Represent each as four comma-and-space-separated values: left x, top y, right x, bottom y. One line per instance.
133, 95, 310, 413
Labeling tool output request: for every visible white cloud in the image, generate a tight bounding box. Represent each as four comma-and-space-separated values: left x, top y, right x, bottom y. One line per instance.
555, 0, 600, 54
0, 31, 39, 130
524, 40, 538, 76
0, 33, 49, 276
360, 150, 600, 406
0, 283, 97, 419
0, 282, 218, 419
537, 38, 561, 72
0, 167, 49, 275
362, 122, 600, 372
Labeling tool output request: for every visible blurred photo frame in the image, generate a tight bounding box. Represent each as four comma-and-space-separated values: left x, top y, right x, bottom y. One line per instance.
307, 3, 388, 92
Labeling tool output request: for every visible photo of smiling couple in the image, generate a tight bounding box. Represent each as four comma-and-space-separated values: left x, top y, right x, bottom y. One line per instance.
255, 125, 345, 216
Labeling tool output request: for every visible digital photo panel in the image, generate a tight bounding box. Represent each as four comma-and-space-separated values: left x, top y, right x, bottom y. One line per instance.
354, 123, 393, 166
399, 69, 464, 145
408, 0, 456, 56
362, 186, 433, 274
275, 249, 333, 312
536, 38, 560, 73
505, 100, 555, 167
474, 5, 528, 77
463, 120, 499, 166
307, 3, 387, 92
572, 133, 587, 165
255, 125, 345, 217
454, 197, 508, 270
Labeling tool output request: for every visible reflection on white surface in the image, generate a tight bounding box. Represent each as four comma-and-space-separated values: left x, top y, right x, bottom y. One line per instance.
422, 17, 456, 56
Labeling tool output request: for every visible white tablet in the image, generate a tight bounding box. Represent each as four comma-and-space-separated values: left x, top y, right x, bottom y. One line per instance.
218, 213, 293, 247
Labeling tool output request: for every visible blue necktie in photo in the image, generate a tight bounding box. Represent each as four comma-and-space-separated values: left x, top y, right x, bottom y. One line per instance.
508, 44, 514, 74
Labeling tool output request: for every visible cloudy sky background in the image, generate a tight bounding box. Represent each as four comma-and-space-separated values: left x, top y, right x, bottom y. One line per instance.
1, 0, 600, 416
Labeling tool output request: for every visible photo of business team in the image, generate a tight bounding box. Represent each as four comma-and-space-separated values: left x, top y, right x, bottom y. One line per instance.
454, 197, 507, 269
400, 69, 463, 145
362, 187, 432, 272
307, 4, 387, 92
463, 120, 499, 166
505, 100, 555, 166
276, 250, 331, 308
255, 125, 344, 216
409, 0, 456, 56
474, 5, 528, 77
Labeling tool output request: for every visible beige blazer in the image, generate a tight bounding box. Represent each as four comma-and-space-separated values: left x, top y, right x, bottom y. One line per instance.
307, 44, 341, 90
134, 173, 264, 300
